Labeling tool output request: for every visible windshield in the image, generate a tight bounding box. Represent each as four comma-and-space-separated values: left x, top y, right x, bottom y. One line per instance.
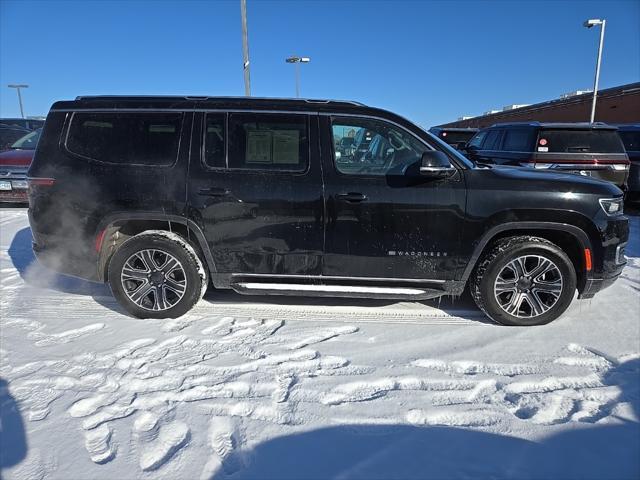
11, 129, 41, 150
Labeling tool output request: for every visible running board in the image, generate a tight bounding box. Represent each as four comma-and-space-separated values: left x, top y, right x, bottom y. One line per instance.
231, 282, 445, 300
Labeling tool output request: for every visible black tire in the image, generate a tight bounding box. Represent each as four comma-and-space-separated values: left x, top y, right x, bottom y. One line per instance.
108, 232, 206, 319
470, 236, 577, 326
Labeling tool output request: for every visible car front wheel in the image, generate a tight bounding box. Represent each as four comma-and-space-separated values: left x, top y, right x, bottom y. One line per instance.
470, 236, 577, 326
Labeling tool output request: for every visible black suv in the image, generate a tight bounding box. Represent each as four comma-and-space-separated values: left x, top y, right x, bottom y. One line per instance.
464, 122, 629, 188
616, 124, 640, 201
429, 127, 478, 150
28, 97, 628, 326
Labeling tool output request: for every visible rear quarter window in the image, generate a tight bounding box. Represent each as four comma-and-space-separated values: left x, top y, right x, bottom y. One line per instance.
66, 112, 183, 166
537, 129, 625, 154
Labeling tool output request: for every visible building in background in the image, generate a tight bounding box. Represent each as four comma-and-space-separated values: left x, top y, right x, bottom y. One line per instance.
438, 82, 639, 128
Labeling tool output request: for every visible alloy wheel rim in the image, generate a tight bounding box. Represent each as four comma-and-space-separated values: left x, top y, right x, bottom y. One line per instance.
121, 249, 187, 311
494, 255, 563, 318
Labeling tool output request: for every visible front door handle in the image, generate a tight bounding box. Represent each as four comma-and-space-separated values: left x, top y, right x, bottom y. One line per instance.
336, 192, 367, 203
199, 187, 231, 197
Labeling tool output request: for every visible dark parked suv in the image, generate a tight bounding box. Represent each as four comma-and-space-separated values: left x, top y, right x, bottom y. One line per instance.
464, 122, 630, 188
28, 96, 628, 326
616, 124, 640, 201
429, 127, 478, 150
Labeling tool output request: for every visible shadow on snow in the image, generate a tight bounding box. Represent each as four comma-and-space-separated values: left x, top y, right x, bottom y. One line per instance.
0, 378, 27, 471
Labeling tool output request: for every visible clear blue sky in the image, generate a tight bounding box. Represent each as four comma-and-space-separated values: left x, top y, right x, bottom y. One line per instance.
1, 0, 638, 127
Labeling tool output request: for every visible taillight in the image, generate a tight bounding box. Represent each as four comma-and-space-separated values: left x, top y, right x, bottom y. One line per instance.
27, 177, 55, 187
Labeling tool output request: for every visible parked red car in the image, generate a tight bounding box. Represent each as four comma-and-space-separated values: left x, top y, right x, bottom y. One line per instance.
0, 129, 40, 203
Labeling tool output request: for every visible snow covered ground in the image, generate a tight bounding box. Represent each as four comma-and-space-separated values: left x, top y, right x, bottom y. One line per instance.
1, 206, 638, 480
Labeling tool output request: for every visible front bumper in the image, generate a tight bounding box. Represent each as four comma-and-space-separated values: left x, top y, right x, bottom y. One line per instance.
578, 216, 628, 299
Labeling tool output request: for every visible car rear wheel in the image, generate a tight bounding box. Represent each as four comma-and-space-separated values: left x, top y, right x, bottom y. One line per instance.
108, 232, 205, 319
470, 236, 577, 326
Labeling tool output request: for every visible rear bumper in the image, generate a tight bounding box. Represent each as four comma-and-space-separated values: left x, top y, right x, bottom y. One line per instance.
32, 240, 101, 282
546, 166, 628, 188
0, 189, 28, 203
0, 170, 28, 203
30, 209, 101, 282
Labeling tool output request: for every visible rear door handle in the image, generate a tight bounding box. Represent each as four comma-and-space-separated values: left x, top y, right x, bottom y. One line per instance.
336, 192, 367, 203
199, 187, 231, 197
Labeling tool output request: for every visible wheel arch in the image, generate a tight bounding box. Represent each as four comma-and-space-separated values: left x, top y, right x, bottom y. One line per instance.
95, 213, 216, 282
460, 222, 593, 293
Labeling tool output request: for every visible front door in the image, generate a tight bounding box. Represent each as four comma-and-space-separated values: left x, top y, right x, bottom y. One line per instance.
321, 115, 466, 280
188, 111, 324, 276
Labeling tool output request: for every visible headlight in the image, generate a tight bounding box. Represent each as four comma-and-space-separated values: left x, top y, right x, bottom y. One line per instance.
599, 198, 624, 216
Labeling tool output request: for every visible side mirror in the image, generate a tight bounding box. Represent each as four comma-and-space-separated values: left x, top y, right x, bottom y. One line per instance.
420, 151, 456, 177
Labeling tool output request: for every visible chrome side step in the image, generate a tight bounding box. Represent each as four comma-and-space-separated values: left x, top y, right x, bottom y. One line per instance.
230, 282, 445, 300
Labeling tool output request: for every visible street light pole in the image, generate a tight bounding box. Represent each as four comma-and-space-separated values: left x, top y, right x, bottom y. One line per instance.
240, 0, 251, 96
583, 18, 606, 123
8, 84, 29, 118
285, 56, 310, 98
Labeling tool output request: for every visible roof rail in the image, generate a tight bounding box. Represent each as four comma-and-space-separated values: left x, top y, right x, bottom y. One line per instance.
304, 99, 366, 106
74, 95, 366, 106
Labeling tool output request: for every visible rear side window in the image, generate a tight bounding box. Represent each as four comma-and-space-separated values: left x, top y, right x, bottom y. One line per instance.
619, 131, 640, 152
483, 130, 502, 150
66, 112, 183, 166
537, 129, 626, 154
502, 129, 534, 152
228, 113, 308, 172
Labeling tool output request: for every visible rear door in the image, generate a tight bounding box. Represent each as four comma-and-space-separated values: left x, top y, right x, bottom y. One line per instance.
187, 111, 324, 276
320, 115, 467, 281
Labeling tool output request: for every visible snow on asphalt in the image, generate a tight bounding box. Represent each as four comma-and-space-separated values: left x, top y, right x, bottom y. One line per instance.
1, 207, 638, 479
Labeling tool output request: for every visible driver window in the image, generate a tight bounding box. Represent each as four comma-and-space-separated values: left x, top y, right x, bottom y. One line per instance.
331, 117, 428, 176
